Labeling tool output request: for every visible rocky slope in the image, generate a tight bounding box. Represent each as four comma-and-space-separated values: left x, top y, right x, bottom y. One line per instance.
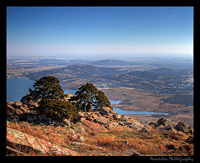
6, 100, 194, 156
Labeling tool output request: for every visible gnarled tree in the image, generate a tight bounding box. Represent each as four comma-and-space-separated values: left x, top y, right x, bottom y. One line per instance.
70, 82, 112, 112
29, 76, 78, 121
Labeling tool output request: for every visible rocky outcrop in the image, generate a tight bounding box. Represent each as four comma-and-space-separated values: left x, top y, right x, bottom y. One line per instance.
7, 101, 31, 122
7, 100, 193, 156
147, 117, 193, 143
100, 107, 116, 115
77, 107, 144, 132
174, 121, 190, 133
7, 128, 80, 156
122, 149, 141, 156
148, 122, 159, 128
20, 94, 41, 108
157, 124, 178, 137
157, 118, 175, 127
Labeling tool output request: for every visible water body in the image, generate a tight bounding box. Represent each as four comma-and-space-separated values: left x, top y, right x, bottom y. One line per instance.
110, 100, 168, 115
7, 78, 34, 102
113, 107, 168, 115
7, 78, 168, 115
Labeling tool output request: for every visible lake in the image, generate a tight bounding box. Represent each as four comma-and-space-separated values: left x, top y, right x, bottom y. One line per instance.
7, 78, 34, 102
7, 78, 168, 115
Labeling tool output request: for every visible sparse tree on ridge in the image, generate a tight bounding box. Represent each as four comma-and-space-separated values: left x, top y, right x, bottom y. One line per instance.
70, 82, 112, 112
95, 90, 112, 110
29, 76, 64, 100
29, 76, 78, 121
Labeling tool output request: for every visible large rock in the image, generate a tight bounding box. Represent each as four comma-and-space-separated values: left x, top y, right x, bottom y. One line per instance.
157, 118, 175, 127
148, 122, 159, 128
107, 121, 119, 130
94, 116, 109, 125
20, 94, 40, 108
78, 136, 85, 142
158, 124, 178, 137
122, 149, 141, 156
139, 126, 151, 133
14, 101, 23, 108
7, 128, 79, 156
63, 119, 71, 127
7, 104, 16, 115
77, 112, 86, 119
112, 113, 121, 120
7, 104, 24, 121
76, 126, 86, 134
174, 122, 190, 133
129, 119, 144, 130
100, 107, 115, 115
120, 115, 129, 122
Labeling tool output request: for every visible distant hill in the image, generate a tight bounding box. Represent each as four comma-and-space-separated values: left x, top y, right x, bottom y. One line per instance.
90, 59, 138, 66
26, 64, 193, 96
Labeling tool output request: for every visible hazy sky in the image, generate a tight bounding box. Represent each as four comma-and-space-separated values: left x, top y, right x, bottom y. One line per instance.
7, 7, 193, 58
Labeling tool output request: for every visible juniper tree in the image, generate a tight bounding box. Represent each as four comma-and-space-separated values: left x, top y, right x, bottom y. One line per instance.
70, 83, 98, 112
95, 90, 112, 110
70, 82, 112, 112
29, 76, 64, 100
29, 76, 78, 121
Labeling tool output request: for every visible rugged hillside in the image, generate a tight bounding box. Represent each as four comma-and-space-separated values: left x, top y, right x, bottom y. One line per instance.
7, 100, 193, 156
26, 64, 193, 95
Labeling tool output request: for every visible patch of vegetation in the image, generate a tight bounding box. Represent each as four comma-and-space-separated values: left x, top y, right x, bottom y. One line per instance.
70, 82, 112, 112
29, 76, 78, 121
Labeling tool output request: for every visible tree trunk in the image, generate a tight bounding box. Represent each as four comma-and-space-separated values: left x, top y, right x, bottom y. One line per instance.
84, 103, 87, 112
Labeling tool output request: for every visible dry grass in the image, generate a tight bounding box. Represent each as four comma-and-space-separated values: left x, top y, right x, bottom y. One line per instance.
7, 121, 72, 148
7, 121, 193, 156
96, 135, 116, 147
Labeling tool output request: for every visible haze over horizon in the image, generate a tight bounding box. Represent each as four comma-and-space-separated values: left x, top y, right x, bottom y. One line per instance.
7, 7, 193, 59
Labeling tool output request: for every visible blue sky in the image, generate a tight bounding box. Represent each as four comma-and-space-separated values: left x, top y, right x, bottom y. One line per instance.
7, 7, 193, 58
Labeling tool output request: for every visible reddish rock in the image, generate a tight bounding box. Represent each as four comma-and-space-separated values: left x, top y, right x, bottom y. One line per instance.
122, 149, 141, 156
86, 116, 94, 121
15, 109, 24, 115
107, 121, 119, 130
113, 113, 121, 120
160, 144, 166, 152
94, 116, 109, 125
100, 107, 114, 115
22, 104, 28, 108
14, 101, 23, 108
91, 112, 100, 120
19, 106, 30, 113
77, 112, 85, 118
7, 105, 16, 114
7, 102, 14, 105
7, 128, 80, 156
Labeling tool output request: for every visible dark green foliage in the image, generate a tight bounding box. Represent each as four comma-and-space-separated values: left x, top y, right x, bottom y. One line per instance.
95, 90, 112, 110
29, 76, 77, 121
70, 82, 112, 112
34, 98, 78, 121
29, 76, 64, 100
